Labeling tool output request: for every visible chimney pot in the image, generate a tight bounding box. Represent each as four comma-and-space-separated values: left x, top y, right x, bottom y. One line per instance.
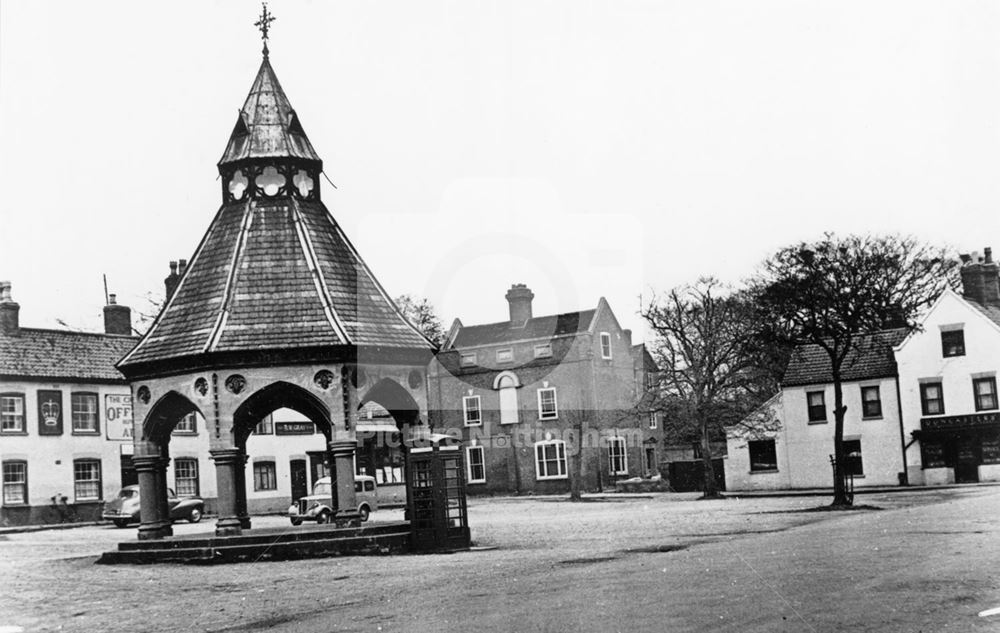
178, 259, 187, 275
103, 293, 132, 335
505, 283, 534, 325
960, 245, 1000, 309
165, 260, 181, 302
0, 281, 20, 335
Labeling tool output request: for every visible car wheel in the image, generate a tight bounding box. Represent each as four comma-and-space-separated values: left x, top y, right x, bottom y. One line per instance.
290, 518, 303, 526
188, 507, 203, 523
113, 519, 130, 529
316, 510, 332, 524
358, 505, 370, 522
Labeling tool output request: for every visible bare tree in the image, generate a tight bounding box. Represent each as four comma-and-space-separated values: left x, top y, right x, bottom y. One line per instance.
754, 234, 955, 507
394, 294, 445, 347
643, 278, 776, 499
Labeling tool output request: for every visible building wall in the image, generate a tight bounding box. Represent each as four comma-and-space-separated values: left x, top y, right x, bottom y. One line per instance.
725, 376, 904, 491
724, 397, 791, 491
0, 379, 204, 525
895, 291, 1000, 484
430, 302, 660, 495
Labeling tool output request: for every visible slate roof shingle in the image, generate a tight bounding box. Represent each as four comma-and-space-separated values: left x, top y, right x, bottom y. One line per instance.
448, 310, 595, 349
782, 328, 909, 387
0, 328, 136, 382
966, 298, 1000, 330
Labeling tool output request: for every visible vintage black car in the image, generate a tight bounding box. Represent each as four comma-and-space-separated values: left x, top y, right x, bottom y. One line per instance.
101, 485, 205, 528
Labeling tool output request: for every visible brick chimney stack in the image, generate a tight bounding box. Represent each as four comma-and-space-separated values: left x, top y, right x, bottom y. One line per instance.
0, 281, 19, 335
960, 246, 1000, 308
103, 293, 132, 335
164, 261, 180, 302
505, 283, 534, 326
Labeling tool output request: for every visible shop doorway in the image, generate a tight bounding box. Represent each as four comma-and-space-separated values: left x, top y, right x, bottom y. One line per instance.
290, 459, 308, 502
955, 438, 980, 483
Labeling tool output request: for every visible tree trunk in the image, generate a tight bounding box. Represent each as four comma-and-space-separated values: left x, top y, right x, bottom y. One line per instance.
700, 416, 720, 499
831, 368, 852, 507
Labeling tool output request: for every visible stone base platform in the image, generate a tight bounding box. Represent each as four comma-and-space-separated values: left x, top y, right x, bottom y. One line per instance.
97, 522, 411, 565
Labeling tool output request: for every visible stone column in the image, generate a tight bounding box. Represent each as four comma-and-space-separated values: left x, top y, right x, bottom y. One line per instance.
328, 433, 360, 526
134, 454, 172, 540
235, 450, 251, 530
211, 448, 244, 536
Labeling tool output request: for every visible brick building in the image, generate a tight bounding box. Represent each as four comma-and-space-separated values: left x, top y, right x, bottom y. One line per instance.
428, 284, 662, 495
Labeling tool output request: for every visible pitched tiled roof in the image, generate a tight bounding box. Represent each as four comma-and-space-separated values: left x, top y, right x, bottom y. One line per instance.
0, 328, 136, 382
120, 197, 433, 367
967, 298, 1000, 329
218, 56, 321, 166
448, 310, 595, 349
782, 328, 908, 387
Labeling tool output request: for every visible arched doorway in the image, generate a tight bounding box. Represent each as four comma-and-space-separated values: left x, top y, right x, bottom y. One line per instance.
228, 381, 335, 531
357, 378, 423, 504
134, 391, 205, 540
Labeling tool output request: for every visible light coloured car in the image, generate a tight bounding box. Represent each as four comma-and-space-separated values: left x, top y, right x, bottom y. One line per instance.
288, 475, 378, 525
101, 485, 205, 528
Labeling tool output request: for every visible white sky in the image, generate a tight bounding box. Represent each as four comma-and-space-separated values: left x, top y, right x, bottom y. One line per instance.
1, 1, 999, 341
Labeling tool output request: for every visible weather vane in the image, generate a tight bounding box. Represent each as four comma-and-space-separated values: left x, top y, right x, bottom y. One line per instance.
255, 2, 276, 57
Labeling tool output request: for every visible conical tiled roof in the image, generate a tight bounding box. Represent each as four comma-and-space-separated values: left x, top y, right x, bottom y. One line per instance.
218, 56, 321, 166
118, 56, 432, 374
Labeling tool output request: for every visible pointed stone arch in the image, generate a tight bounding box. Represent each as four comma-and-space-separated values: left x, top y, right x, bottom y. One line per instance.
142, 391, 205, 445
232, 380, 333, 445
360, 378, 421, 428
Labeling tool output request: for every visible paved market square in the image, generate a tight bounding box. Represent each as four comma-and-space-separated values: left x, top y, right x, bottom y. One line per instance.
1, 486, 998, 632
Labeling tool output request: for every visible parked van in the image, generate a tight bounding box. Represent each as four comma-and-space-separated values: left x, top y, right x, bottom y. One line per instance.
287, 475, 377, 525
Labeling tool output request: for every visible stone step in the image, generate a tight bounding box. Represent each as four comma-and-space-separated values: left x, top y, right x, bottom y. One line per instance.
116, 521, 409, 551
98, 529, 410, 565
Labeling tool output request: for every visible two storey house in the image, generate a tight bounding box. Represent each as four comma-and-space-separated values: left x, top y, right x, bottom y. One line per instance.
428, 284, 662, 495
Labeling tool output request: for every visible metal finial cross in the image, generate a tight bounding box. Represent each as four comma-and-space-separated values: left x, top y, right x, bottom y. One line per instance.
255, 3, 276, 55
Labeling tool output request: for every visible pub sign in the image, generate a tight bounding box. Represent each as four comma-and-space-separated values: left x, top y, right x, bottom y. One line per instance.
105, 394, 134, 441
37, 389, 63, 435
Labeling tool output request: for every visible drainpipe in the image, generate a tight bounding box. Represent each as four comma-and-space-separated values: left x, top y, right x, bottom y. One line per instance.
894, 375, 908, 486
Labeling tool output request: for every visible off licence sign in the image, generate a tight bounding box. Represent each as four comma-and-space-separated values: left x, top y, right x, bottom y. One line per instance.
105, 394, 134, 441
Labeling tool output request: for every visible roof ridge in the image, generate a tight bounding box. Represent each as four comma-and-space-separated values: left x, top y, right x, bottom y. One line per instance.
290, 196, 350, 343
461, 308, 596, 331
205, 201, 254, 353
5, 327, 139, 340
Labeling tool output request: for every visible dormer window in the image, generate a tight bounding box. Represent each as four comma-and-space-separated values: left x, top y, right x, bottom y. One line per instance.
941, 329, 965, 357
460, 352, 477, 367
496, 348, 513, 363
